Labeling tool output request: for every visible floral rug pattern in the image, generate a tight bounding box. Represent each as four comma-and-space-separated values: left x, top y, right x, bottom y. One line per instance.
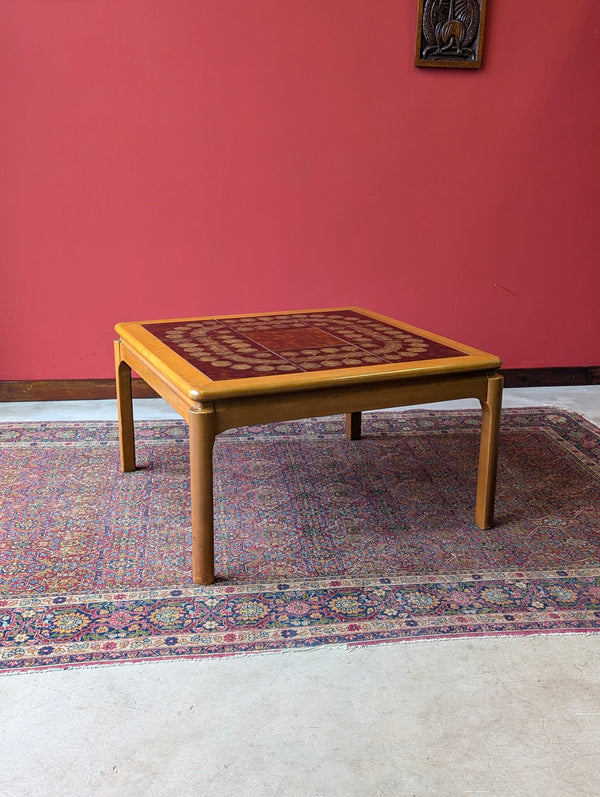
1, 409, 599, 671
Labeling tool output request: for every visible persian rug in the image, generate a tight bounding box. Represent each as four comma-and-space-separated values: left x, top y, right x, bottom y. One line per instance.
1, 408, 599, 672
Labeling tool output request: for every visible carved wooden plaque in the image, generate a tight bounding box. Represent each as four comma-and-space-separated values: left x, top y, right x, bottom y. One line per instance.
414, 0, 487, 69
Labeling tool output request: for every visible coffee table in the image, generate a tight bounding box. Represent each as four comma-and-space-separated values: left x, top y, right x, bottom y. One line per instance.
114, 307, 502, 584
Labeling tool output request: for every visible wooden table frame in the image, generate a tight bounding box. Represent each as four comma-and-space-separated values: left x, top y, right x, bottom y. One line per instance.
114, 307, 502, 585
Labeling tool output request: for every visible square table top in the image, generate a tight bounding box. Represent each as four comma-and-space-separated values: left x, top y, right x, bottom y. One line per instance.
115, 307, 501, 401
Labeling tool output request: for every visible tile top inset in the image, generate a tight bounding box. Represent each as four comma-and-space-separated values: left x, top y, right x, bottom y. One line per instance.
143, 310, 466, 381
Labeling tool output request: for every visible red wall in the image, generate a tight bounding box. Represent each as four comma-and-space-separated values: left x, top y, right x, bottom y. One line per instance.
2, 0, 599, 379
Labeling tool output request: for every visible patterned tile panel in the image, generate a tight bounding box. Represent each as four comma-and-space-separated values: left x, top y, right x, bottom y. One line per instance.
143, 310, 466, 381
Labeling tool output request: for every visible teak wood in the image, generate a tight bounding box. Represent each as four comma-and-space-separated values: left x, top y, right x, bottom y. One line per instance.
114, 307, 503, 584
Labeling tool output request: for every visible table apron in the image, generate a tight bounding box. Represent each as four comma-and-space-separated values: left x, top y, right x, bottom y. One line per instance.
210, 372, 495, 434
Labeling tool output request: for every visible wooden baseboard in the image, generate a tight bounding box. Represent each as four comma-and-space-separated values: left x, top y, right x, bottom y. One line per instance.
501, 367, 599, 388
1, 367, 599, 402
0, 379, 158, 402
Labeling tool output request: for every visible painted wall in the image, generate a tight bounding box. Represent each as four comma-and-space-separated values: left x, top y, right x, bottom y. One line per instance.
1, 0, 599, 380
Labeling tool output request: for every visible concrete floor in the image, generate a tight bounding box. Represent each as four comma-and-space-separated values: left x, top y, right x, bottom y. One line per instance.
1, 387, 599, 796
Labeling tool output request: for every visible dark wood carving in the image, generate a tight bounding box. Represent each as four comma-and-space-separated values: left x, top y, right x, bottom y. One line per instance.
415, 0, 487, 69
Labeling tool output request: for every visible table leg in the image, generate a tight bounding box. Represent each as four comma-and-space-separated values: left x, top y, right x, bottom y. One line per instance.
346, 411, 362, 440
114, 340, 136, 472
475, 374, 503, 529
189, 407, 217, 585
